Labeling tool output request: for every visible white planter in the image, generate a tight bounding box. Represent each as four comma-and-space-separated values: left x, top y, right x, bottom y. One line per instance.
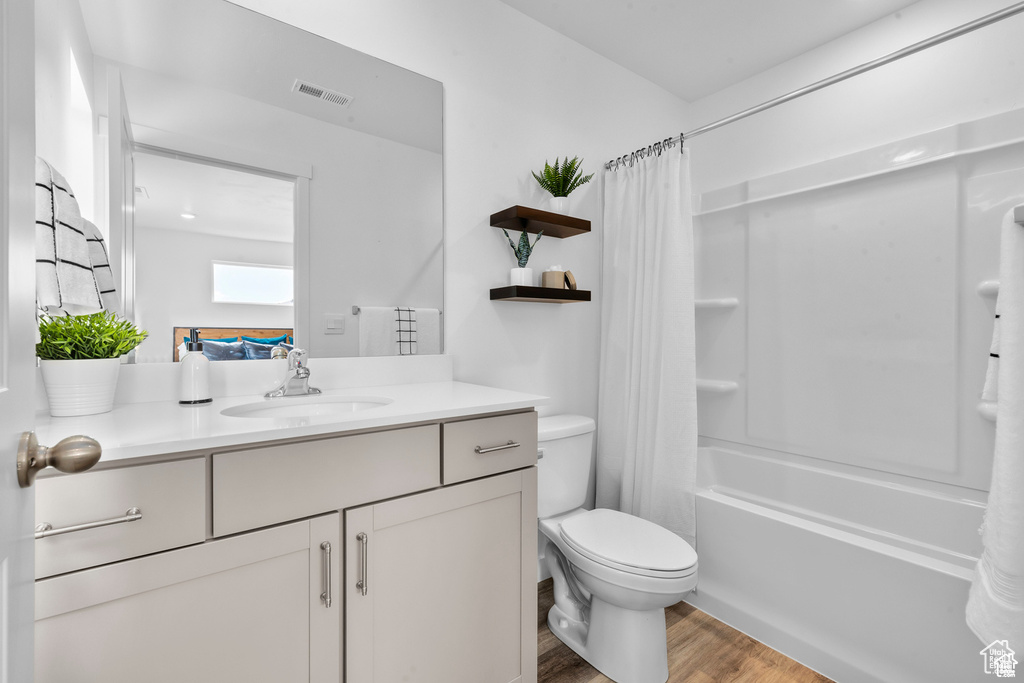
549, 196, 569, 214
40, 357, 121, 417
510, 267, 534, 286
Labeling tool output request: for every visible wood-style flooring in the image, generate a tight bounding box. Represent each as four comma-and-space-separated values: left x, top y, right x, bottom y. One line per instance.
537, 579, 833, 683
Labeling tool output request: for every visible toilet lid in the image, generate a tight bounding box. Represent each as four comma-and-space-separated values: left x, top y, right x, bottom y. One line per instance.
559, 509, 697, 576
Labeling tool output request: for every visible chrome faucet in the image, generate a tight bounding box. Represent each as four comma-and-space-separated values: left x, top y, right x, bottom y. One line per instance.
265, 348, 322, 398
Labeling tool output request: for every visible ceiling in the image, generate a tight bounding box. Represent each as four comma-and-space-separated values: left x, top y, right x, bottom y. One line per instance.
499, 0, 921, 102
133, 153, 294, 244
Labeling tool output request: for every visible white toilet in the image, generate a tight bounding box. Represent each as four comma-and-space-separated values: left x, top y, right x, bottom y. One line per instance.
537, 415, 697, 683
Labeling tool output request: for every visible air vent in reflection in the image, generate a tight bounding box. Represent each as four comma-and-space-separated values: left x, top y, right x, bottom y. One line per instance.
292, 79, 353, 108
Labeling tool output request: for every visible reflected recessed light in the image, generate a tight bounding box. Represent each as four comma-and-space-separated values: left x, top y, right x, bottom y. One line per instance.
181, 212, 197, 220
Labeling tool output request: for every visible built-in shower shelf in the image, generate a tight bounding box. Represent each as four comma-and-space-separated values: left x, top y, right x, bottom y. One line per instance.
489, 285, 591, 303
490, 205, 591, 238
695, 298, 739, 310
978, 401, 997, 423
696, 379, 739, 394
977, 280, 1000, 298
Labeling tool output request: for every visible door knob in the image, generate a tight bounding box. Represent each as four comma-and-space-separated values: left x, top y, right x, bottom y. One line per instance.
17, 432, 102, 488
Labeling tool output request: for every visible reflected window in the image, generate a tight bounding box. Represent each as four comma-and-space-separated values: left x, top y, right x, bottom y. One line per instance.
212, 261, 293, 306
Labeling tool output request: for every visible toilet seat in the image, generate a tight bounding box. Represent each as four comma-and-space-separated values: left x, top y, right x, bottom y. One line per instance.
559, 509, 697, 579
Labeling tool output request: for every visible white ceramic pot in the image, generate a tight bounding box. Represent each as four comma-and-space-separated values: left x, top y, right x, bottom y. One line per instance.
510, 267, 534, 286
549, 196, 569, 214
40, 357, 121, 417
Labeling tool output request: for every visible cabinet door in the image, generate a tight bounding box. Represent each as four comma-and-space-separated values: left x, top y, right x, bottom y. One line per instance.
346, 468, 537, 683
35, 513, 340, 683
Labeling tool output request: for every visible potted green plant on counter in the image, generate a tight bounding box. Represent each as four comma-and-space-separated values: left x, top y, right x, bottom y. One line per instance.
532, 156, 594, 214
37, 311, 148, 416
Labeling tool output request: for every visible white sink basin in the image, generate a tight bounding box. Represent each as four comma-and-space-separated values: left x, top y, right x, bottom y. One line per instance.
221, 395, 393, 419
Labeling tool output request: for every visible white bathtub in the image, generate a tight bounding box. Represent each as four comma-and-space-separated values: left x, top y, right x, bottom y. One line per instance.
687, 446, 989, 683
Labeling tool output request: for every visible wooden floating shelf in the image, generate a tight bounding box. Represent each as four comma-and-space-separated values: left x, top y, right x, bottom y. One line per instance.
490, 205, 591, 239
490, 286, 591, 303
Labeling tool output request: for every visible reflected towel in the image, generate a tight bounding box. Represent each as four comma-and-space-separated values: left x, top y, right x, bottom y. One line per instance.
967, 207, 1024, 647
415, 308, 441, 355
358, 307, 396, 357
357, 307, 441, 356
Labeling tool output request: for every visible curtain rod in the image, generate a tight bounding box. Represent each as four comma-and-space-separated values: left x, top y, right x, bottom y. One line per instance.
605, 1, 1024, 171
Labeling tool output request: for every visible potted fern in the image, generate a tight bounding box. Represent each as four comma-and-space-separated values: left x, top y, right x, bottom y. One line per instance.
37, 312, 148, 416
532, 156, 594, 214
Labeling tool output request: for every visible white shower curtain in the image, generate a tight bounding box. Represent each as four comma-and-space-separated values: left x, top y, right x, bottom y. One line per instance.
596, 149, 698, 547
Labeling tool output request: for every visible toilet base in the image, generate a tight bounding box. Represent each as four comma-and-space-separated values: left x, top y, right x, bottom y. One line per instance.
547, 597, 669, 683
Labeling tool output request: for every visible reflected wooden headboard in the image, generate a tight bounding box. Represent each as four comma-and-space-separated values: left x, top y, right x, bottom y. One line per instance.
172, 327, 294, 362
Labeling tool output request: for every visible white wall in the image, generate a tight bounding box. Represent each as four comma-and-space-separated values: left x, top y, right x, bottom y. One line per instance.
229, 0, 690, 419
35, 0, 97, 222
133, 227, 293, 363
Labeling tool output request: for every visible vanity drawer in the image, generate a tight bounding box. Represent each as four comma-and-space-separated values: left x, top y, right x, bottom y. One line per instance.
442, 411, 538, 484
35, 458, 206, 579
213, 424, 440, 537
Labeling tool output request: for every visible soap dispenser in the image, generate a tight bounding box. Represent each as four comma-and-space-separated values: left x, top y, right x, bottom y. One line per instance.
179, 328, 212, 405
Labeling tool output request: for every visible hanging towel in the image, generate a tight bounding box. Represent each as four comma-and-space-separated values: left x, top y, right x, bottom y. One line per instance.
84, 219, 120, 314
967, 207, 1024, 648
35, 157, 104, 314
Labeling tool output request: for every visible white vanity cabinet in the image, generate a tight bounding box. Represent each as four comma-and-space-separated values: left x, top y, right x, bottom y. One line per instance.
345, 468, 537, 683
33, 407, 539, 683
34, 513, 340, 683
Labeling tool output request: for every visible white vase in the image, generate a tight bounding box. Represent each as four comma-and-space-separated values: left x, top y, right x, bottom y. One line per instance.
40, 357, 121, 417
549, 196, 569, 214
510, 267, 534, 286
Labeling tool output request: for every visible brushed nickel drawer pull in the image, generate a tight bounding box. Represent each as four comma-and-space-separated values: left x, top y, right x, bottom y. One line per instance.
320, 541, 333, 608
35, 507, 142, 539
356, 532, 368, 596
474, 440, 520, 454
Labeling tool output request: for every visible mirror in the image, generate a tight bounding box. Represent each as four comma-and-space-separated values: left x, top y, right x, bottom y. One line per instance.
35, 0, 444, 361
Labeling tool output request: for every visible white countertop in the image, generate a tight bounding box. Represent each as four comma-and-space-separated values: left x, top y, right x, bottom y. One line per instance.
34, 381, 547, 466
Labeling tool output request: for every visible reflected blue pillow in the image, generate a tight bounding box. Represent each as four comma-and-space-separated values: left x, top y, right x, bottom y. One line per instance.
183, 335, 238, 345
243, 340, 293, 360
199, 339, 247, 361
241, 334, 288, 345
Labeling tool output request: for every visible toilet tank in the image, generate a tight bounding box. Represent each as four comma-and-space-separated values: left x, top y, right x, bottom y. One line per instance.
536, 415, 596, 519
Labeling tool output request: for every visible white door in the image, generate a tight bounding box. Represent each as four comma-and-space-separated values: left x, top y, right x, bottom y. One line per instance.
0, 0, 39, 681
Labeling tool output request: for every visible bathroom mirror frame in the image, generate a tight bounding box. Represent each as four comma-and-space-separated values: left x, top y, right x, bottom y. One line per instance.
37, 0, 445, 362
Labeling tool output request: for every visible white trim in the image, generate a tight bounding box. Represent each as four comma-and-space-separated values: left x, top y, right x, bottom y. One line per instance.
697, 108, 1024, 216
